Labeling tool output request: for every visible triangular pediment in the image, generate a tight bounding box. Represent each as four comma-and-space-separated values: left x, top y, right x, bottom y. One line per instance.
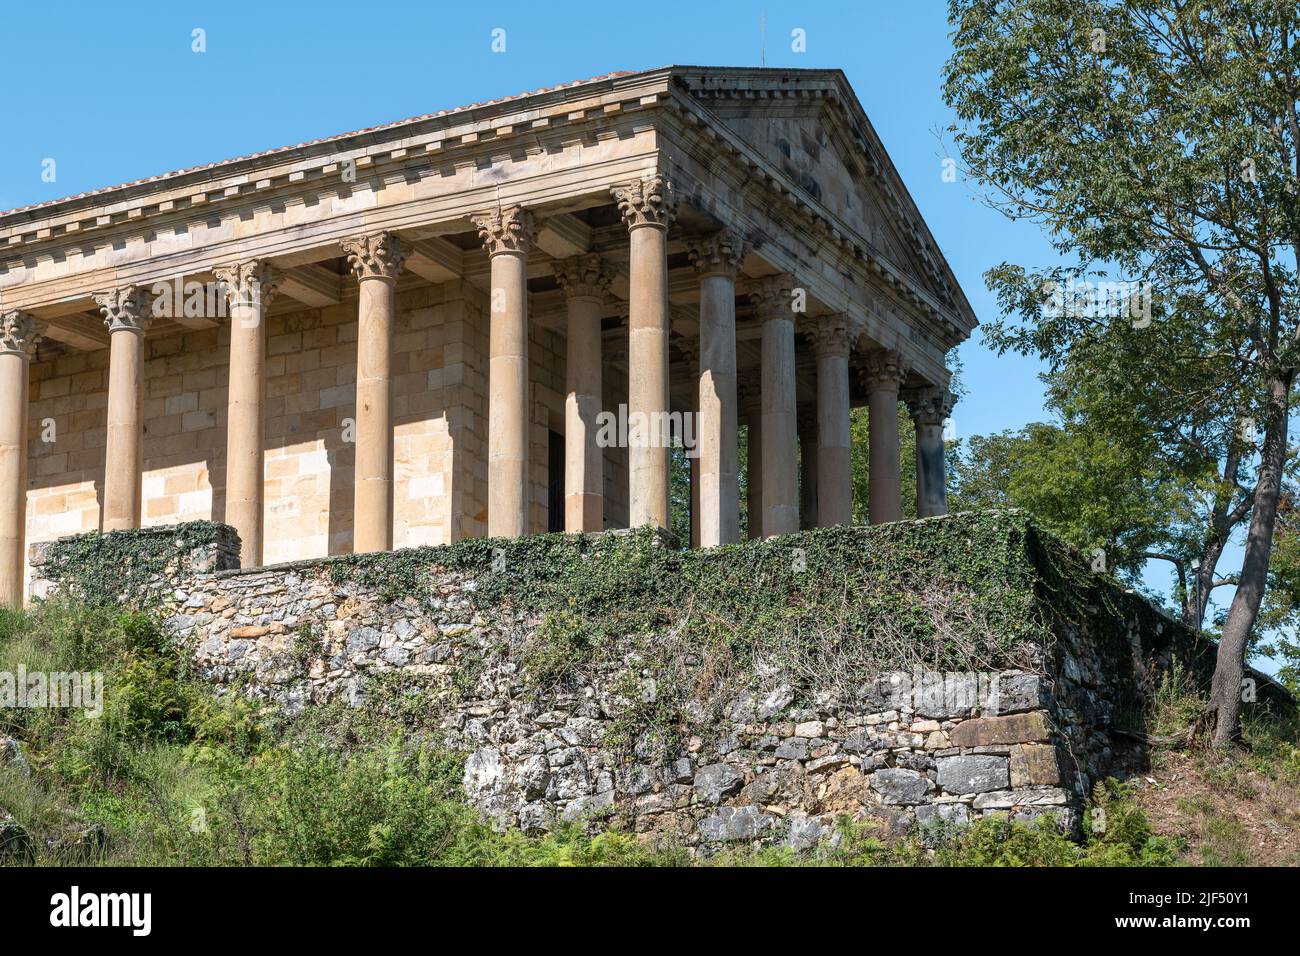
677, 70, 959, 311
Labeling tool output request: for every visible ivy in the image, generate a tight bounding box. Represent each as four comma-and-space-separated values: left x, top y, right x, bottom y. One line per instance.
322, 510, 1164, 709
38, 521, 230, 608
42, 510, 1227, 763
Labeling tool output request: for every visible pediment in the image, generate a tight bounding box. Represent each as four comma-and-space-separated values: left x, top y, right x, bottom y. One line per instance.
682, 78, 957, 310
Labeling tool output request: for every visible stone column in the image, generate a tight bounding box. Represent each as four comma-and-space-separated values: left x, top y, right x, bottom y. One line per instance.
341, 231, 407, 553
676, 334, 701, 549
904, 385, 955, 518
554, 253, 613, 533
93, 286, 153, 532
612, 175, 676, 530
0, 311, 44, 607
863, 348, 908, 524
689, 453, 701, 548
752, 274, 799, 537
803, 316, 855, 528
472, 206, 535, 539
740, 382, 762, 539
687, 229, 744, 547
798, 410, 818, 530
213, 260, 278, 567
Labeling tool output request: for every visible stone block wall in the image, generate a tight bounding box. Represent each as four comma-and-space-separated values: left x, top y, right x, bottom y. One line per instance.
21, 281, 630, 595
28, 522, 241, 604
117, 521, 1181, 848
35, 514, 1257, 850
154, 560, 1091, 845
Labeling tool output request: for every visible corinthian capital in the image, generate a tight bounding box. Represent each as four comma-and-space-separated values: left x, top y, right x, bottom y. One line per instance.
611, 175, 676, 230
212, 260, 279, 310
687, 229, 747, 278
0, 309, 46, 356
903, 385, 955, 426
750, 273, 797, 322
800, 314, 858, 359
860, 348, 910, 392
471, 205, 535, 256
93, 286, 154, 333
341, 231, 407, 280
553, 253, 614, 301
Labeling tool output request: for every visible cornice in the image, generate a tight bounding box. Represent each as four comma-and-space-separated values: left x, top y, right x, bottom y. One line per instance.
0, 70, 677, 251
0, 66, 974, 358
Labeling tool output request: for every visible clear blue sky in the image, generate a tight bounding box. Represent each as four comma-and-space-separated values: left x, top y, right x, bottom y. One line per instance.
4, 0, 1257, 660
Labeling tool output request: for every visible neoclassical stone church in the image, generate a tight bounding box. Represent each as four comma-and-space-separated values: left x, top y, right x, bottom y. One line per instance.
0, 66, 975, 606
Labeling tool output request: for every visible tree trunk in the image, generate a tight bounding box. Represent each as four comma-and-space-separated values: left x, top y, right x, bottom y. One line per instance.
1181, 541, 1225, 631
1209, 375, 1290, 746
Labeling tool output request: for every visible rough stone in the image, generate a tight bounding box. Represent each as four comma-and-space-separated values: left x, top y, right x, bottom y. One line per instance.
972, 787, 1071, 810
693, 763, 744, 804
774, 740, 809, 761
0, 817, 35, 863
914, 802, 971, 827
991, 673, 1045, 714
1010, 744, 1061, 787
936, 755, 1010, 795
948, 712, 1050, 747
869, 768, 934, 805
699, 806, 775, 842
784, 816, 829, 851
20, 516, 1181, 848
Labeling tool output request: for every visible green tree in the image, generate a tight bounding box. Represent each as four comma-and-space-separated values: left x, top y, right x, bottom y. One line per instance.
944, 0, 1300, 745
950, 420, 1184, 585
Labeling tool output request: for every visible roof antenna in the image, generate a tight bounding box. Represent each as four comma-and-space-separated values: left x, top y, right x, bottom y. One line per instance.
760, 11, 767, 67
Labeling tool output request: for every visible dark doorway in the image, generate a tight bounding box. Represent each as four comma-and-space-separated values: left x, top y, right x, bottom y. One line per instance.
547, 429, 564, 533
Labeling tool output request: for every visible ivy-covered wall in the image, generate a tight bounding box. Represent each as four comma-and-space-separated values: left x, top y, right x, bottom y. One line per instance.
28, 521, 240, 606
29, 511, 1270, 847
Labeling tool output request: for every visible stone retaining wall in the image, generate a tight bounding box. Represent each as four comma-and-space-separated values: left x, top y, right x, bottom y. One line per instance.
30, 517, 1209, 849
151, 550, 1136, 847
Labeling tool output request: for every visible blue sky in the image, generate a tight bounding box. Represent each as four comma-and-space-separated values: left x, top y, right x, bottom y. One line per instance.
3, 0, 1256, 658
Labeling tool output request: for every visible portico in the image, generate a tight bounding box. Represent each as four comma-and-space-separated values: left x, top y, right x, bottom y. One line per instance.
0, 67, 973, 606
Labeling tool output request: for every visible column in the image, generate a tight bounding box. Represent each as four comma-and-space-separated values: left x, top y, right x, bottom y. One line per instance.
612, 175, 676, 530
689, 454, 701, 548
687, 229, 744, 547
740, 382, 762, 539
677, 334, 701, 549
93, 286, 152, 532
341, 231, 406, 553
471, 206, 534, 539
863, 348, 908, 524
798, 410, 818, 530
904, 385, 955, 517
803, 316, 855, 527
753, 274, 799, 537
213, 261, 278, 567
554, 253, 613, 533
0, 311, 44, 607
